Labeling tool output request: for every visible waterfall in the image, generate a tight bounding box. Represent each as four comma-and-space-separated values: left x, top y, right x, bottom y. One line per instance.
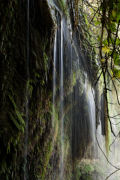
50, 1, 103, 179
53, 30, 57, 128
27, 1, 120, 179
52, 12, 65, 179
24, 0, 30, 179
85, 77, 96, 155
59, 17, 64, 180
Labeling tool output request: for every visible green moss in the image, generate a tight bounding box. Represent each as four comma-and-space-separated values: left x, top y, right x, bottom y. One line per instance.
8, 94, 25, 132
26, 79, 34, 97
36, 140, 53, 180
72, 71, 77, 87
74, 161, 105, 180
58, 0, 69, 17
105, 118, 110, 155
43, 51, 48, 72
0, 0, 55, 179
104, 97, 110, 155
8, 112, 24, 132
74, 162, 94, 180
113, 67, 120, 78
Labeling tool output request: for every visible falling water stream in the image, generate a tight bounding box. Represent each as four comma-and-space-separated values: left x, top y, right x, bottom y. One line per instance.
53, 31, 57, 128
60, 17, 64, 180
86, 81, 96, 153
52, 16, 65, 179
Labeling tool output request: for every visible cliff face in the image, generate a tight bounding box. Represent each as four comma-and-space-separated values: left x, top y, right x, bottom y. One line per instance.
0, 1, 55, 179
0, 0, 98, 180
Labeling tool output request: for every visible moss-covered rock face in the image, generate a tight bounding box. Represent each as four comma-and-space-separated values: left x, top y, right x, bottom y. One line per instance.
0, 0, 98, 179
0, 0, 55, 179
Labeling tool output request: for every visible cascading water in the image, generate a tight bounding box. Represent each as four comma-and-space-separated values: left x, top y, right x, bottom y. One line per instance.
53, 31, 57, 129
59, 17, 64, 180
51, 1, 98, 178
84, 76, 96, 157
50, 1, 120, 179
24, 0, 30, 179
2, 0, 120, 179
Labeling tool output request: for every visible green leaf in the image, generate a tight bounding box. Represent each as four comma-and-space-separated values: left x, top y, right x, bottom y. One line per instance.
109, 22, 116, 32
102, 39, 108, 46
101, 58, 105, 63
113, 52, 120, 65
116, 14, 120, 22
113, 68, 120, 78
95, 21, 101, 26
116, 38, 120, 46
112, 10, 116, 18
102, 46, 110, 53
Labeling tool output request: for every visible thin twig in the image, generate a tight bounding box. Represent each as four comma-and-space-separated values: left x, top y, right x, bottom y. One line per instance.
109, 132, 120, 151
96, 135, 120, 170
107, 70, 120, 105
105, 169, 120, 180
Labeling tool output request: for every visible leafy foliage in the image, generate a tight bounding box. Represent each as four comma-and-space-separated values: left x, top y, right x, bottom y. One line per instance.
77, 0, 120, 139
